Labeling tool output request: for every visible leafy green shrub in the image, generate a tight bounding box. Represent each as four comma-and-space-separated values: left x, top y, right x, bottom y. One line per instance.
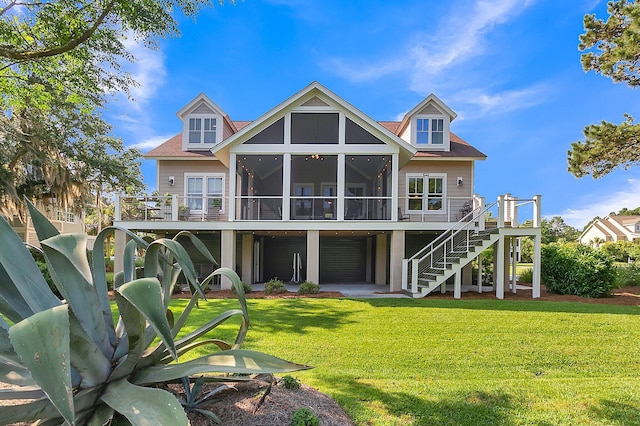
291, 408, 319, 426
104, 257, 114, 272
233, 281, 253, 294
0, 201, 310, 425
298, 281, 320, 295
518, 268, 533, 283
265, 278, 287, 295
280, 375, 301, 389
613, 264, 640, 288
34, 259, 61, 298
541, 243, 616, 298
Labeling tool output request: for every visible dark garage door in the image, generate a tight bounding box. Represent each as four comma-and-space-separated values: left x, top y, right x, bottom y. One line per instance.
320, 237, 367, 283
262, 237, 306, 282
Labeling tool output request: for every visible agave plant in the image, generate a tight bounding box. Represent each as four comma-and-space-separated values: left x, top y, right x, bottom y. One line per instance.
0, 201, 310, 425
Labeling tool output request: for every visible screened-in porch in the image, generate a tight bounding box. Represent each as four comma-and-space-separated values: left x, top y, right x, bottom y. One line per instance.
234, 153, 393, 221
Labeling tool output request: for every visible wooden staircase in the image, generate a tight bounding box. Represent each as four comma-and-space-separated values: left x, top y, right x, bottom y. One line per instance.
405, 228, 501, 298
402, 199, 502, 298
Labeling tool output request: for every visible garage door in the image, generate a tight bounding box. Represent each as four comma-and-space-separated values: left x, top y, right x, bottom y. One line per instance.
262, 237, 306, 282
320, 237, 367, 283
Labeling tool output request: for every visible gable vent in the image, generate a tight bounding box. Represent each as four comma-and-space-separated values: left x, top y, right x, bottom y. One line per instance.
418, 104, 442, 115
192, 103, 214, 114
301, 96, 330, 107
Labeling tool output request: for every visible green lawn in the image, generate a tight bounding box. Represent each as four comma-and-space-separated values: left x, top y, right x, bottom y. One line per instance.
174, 297, 640, 426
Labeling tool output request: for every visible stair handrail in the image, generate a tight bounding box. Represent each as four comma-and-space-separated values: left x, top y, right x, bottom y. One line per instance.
408, 200, 498, 263
404, 200, 498, 293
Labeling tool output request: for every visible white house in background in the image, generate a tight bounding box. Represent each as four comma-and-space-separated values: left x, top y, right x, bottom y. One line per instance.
113, 82, 542, 299
579, 215, 640, 246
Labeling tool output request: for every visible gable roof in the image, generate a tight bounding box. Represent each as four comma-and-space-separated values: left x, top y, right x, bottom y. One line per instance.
396, 93, 458, 136
145, 125, 486, 160
177, 93, 228, 119
210, 81, 417, 167
145, 83, 485, 161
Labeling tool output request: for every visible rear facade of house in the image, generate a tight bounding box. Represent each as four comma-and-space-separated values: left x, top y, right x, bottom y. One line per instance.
114, 82, 541, 297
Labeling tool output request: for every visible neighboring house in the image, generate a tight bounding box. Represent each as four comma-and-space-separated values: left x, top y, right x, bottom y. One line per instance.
114, 82, 542, 298
580, 215, 640, 246
9, 199, 84, 248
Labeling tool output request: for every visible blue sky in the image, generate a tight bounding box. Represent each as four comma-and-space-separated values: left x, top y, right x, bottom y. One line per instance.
105, 0, 640, 229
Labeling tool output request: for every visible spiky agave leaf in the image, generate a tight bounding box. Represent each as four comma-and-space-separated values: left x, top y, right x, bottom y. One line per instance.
9, 305, 75, 425
100, 379, 188, 426
133, 349, 312, 385
0, 215, 60, 320
40, 233, 113, 358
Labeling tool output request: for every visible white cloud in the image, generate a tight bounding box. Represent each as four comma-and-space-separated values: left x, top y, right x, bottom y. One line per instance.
329, 0, 534, 93
131, 135, 174, 151
119, 36, 166, 108
450, 84, 550, 119
551, 179, 640, 228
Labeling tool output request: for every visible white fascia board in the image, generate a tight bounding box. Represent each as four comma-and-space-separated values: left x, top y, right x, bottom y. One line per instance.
212, 82, 416, 164
176, 93, 228, 118
397, 93, 458, 135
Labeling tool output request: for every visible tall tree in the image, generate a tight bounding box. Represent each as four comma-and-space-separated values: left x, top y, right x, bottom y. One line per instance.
0, 0, 230, 216
568, 0, 640, 178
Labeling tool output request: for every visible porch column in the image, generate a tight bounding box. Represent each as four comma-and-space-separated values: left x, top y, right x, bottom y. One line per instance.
306, 230, 320, 284
375, 233, 387, 286
241, 233, 253, 284
220, 230, 235, 290
454, 272, 461, 299
337, 154, 345, 221
391, 153, 399, 221
389, 230, 405, 291
113, 229, 126, 275
282, 153, 291, 220
229, 153, 236, 221
495, 236, 505, 299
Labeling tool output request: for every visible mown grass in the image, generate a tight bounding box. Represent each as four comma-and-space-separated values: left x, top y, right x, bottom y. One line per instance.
173, 297, 640, 426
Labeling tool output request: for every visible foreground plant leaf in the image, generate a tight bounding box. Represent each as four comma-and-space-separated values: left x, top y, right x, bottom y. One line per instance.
9, 305, 75, 425
100, 379, 188, 426
133, 349, 312, 385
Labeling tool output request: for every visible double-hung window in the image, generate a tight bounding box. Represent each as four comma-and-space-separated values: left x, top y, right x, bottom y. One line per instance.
415, 117, 445, 146
188, 117, 217, 145
407, 174, 446, 212
186, 174, 224, 213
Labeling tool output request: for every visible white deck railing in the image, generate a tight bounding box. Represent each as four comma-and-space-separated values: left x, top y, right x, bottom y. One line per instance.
115, 194, 500, 223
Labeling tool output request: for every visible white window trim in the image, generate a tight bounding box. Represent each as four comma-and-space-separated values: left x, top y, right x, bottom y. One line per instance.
182, 113, 223, 150
412, 115, 450, 151
406, 173, 447, 214
184, 173, 226, 213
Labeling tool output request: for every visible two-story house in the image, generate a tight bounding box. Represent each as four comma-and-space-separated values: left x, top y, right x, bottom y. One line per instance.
114, 82, 542, 298
580, 215, 640, 246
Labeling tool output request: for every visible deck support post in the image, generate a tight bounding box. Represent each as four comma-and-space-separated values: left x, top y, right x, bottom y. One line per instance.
454, 272, 461, 299
533, 232, 541, 298
477, 252, 483, 293
307, 230, 320, 284
496, 236, 505, 299
220, 230, 235, 290
511, 237, 518, 293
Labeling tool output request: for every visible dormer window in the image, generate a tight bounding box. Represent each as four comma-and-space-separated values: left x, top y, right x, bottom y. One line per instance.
188, 116, 217, 145
415, 116, 445, 146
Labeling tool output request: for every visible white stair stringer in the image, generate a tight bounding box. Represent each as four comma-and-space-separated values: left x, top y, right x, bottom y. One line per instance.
410, 230, 501, 298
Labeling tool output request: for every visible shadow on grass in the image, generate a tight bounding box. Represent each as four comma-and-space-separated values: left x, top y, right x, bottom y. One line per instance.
319, 375, 551, 426
590, 400, 640, 426
356, 298, 640, 316
175, 298, 361, 335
